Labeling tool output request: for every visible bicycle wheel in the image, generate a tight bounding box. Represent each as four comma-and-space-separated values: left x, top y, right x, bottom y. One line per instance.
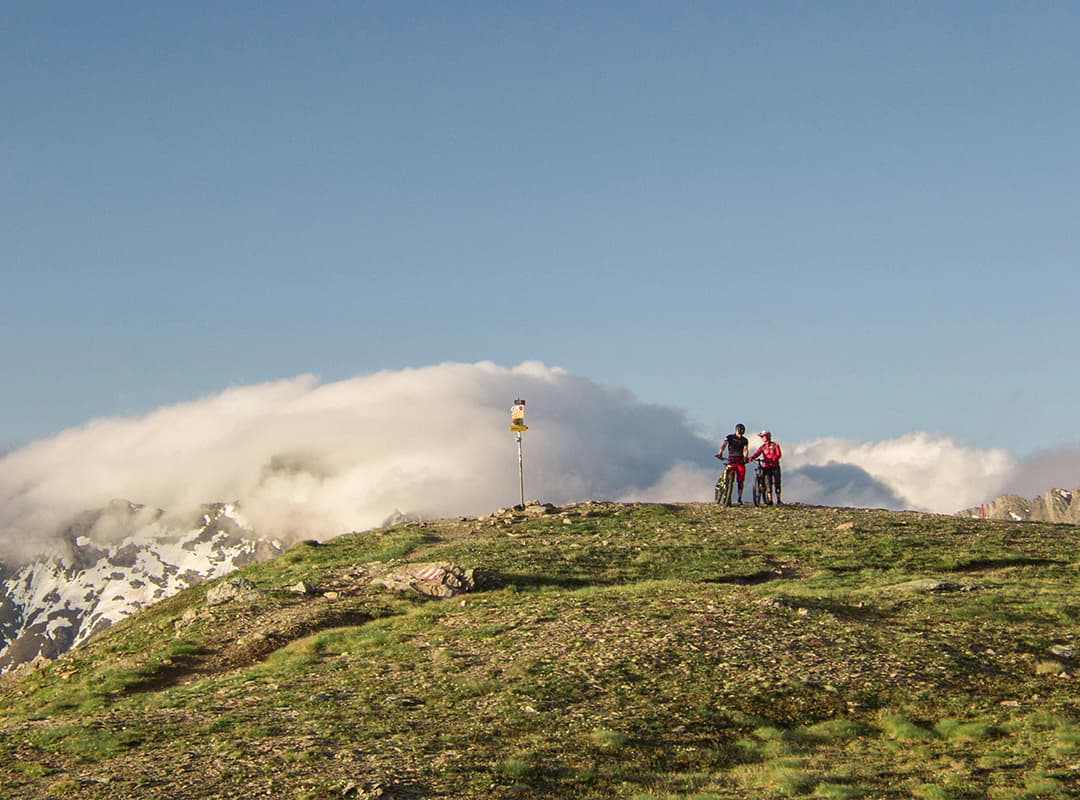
714, 469, 727, 504
753, 468, 763, 507
722, 466, 735, 507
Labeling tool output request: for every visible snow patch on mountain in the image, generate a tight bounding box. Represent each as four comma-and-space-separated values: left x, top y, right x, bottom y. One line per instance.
0, 502, 282, 673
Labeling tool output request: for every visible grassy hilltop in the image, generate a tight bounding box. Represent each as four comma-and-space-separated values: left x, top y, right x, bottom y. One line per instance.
0, 502, 1077, 800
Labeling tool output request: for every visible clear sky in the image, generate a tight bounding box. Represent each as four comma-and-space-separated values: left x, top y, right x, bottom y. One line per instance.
3, 2, 1078, 455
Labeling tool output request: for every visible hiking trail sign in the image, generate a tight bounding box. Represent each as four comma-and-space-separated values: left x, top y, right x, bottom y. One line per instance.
511, 399, 527, 508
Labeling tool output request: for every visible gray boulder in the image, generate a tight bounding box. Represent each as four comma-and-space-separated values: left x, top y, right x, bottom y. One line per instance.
205, 578, 262, 606
377, 563, 475, 598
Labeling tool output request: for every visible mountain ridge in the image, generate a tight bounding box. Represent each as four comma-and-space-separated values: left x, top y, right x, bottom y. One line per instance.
958, 487, 1080, 523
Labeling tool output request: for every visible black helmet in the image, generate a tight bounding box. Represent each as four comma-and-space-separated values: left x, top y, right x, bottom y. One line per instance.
735, 423, 745, 435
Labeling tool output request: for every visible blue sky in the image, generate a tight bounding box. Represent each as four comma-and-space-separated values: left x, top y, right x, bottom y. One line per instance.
3, 2, 1078, 455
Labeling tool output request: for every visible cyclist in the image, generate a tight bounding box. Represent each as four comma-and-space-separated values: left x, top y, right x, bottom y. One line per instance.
750, 430, 783, 505
715, 423, 750, 505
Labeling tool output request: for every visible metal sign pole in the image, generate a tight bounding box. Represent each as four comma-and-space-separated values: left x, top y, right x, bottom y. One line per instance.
510, 399, 528, 509
516, 430, 525, 509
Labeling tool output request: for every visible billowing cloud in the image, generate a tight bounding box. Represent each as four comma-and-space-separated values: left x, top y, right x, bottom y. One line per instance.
0, 362, 1033, 563
0, 362, 713, 561
783, 463, 906, 510
783, 433, 1016, 513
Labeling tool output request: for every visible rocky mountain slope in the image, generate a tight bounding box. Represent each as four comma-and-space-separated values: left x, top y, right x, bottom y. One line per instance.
959, 487, 1080, 523
0, 500, 282, 672
0, 502, 1076, 800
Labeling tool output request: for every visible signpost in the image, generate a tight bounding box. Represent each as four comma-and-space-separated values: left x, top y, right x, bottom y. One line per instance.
510, 399, 528, 509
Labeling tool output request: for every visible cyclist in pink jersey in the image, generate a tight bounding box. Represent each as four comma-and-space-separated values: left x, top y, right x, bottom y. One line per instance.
750, 430, 783, 505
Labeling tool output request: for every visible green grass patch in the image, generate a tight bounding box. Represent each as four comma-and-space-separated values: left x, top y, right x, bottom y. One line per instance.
25, 724, 142, 762
732, 757, 817, 796
799, 718, 872, 742
911, 785, 953, 800
813, 784, 865, 799
1053, 722, 1080, 755
591, 728, 630, 749
879, 713, 936, 740
934, 718, 998, 741
500, 757, 536, 780
10, 761, 52, 779
1024, 772, 1066, 797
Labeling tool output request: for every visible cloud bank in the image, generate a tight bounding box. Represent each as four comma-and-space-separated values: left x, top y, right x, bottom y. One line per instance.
0, 361, 1030, 563
783, 433, 1017, 513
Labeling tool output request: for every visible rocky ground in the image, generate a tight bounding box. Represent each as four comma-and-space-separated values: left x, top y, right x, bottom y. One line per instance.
0, 502, 1077, 799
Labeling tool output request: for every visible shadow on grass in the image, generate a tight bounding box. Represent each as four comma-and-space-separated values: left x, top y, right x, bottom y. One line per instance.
121, 608, 376, 694
704, 568, 788, 586
495, 572, 607, 591
771, 595, 894, 622
947, 557, 1066, 573
703, 560, 810, 586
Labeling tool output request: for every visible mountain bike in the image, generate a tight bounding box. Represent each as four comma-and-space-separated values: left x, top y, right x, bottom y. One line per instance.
752, 460, 770, 507
714, 460, 740, 507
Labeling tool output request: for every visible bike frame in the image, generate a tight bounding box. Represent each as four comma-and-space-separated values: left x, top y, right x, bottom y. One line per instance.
715, 460, 743, 506
752, 461, 768, 506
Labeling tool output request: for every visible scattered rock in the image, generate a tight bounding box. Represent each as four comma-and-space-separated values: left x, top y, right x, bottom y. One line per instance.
289, 581, 317, 595
835, 522, 855, 531
177, 607, 202, 626
1035, 660, 1067, 676
1048, 644, 1076, 661
759, 596, 797, 610
205, 578, 262, 607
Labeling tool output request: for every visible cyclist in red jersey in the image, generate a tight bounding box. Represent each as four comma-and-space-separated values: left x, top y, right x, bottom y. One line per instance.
750, 430, 783, 505
716, 423, 750, 505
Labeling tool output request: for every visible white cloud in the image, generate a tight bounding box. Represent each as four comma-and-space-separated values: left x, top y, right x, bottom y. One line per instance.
784, 433, 1016, 512
0, 362, 711, 560
0, 363, 1031, 563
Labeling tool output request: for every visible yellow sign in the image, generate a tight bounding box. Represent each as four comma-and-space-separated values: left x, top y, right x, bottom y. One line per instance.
510, 401, 527, 431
